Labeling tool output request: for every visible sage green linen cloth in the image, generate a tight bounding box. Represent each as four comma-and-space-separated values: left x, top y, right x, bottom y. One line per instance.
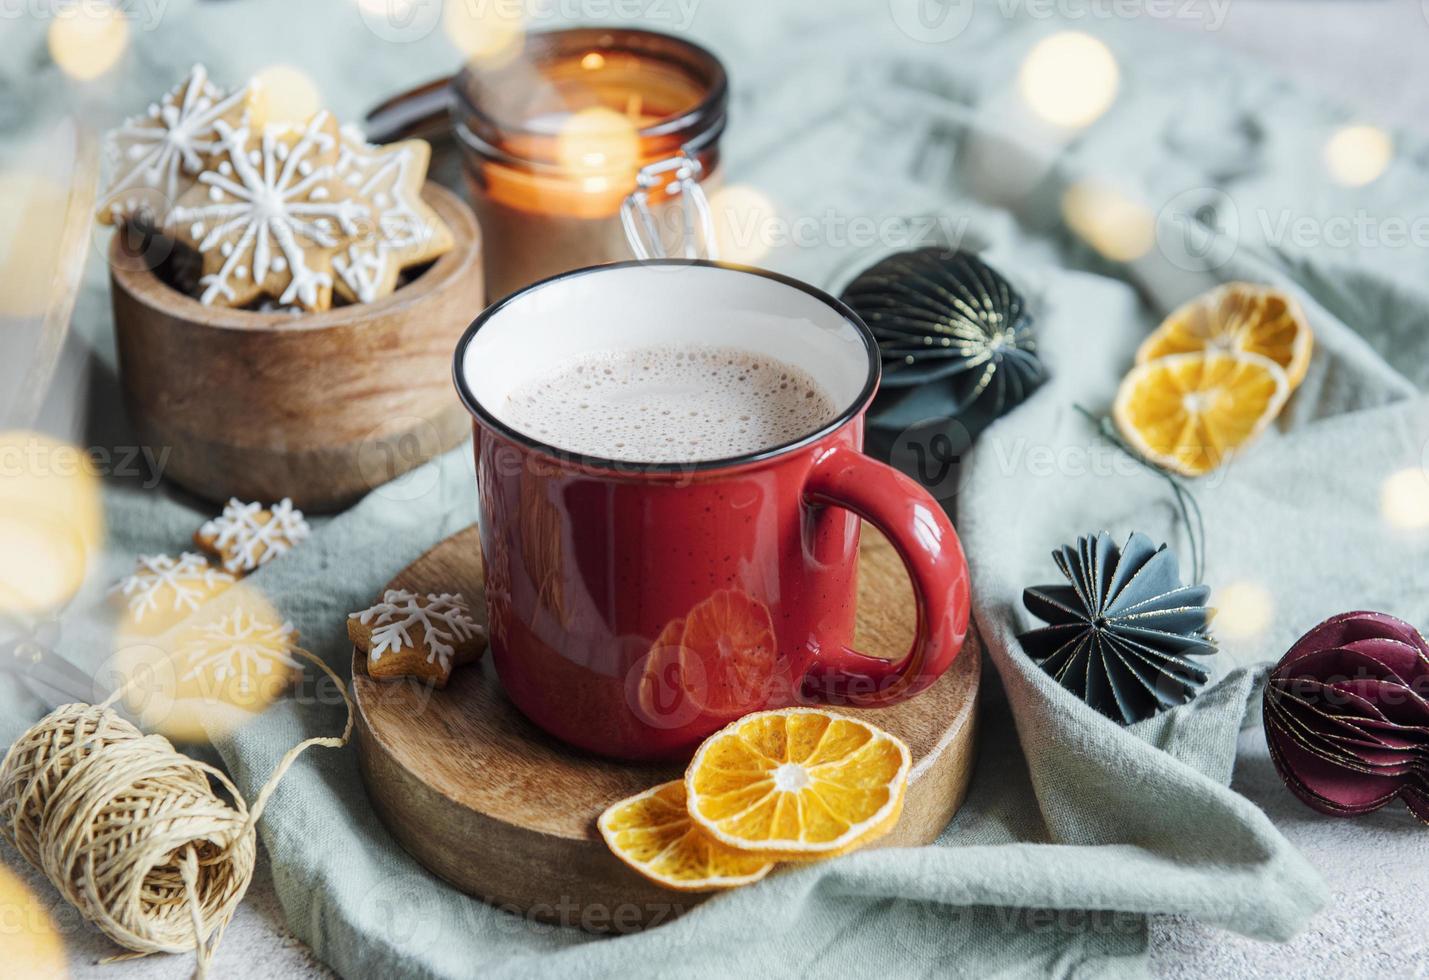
8, 0, 1429, 976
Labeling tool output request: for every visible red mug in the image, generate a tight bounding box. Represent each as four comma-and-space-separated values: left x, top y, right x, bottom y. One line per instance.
454, 260, 971, 760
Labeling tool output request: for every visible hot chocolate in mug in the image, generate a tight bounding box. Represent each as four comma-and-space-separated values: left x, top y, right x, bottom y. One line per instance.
454, 261, 971, 760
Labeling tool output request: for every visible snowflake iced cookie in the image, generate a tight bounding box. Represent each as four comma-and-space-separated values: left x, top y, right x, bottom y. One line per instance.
348, 590, 486, 687
110, 552, 235, 633
111, 590, 305, 743
331, 128, 453, 304
179, 606, 301, 683
97, 64, 251, 227
168, 110, 368, 311
194, 497, 310, 574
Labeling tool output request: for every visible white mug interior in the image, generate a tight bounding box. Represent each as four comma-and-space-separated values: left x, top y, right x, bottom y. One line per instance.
459, 262, 876, 464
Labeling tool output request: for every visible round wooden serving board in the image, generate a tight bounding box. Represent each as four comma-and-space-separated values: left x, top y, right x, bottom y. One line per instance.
353, 524, 980, 931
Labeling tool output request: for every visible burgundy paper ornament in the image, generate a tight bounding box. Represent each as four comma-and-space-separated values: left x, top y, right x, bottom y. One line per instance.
1263, 610, 1429, 823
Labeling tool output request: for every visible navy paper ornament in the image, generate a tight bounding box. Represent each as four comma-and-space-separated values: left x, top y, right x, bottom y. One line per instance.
1018, 531, 1217, 725
840, 248, 1046, 443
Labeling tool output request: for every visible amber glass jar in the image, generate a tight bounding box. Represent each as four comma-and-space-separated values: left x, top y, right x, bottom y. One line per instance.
453, 28, 728, 301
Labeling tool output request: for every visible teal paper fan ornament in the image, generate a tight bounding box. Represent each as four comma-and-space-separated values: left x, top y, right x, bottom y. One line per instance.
840, 248, 1046, 449
1018, 531, 1217, 724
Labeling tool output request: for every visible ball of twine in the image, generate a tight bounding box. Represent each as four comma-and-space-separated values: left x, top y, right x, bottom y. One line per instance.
0, 650, 351, 978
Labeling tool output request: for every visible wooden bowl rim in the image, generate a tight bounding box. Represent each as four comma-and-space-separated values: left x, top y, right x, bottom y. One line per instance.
107, 181, 480, 335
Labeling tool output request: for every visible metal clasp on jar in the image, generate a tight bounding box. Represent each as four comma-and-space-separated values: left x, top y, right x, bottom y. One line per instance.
620, 150, 718, 261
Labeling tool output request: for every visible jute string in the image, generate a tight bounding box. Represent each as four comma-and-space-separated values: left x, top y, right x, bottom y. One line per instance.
0, 648, 353, 978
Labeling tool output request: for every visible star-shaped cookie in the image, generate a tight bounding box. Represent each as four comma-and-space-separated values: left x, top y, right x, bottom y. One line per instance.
331, 128, 453, 304
110, 552, 235, 634
168, 110, 368, 311
194, 497, 310, 575
348, 589, 486, 687
97, 64, 250, 226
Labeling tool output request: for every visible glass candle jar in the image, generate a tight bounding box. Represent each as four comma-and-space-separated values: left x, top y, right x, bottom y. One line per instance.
453, 28, 728, 301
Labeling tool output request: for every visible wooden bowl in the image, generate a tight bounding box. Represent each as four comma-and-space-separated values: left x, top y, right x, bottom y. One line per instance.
109, 183, 482, 512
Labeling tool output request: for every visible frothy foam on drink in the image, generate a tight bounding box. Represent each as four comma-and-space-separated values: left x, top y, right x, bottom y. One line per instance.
502, 345, 837, 463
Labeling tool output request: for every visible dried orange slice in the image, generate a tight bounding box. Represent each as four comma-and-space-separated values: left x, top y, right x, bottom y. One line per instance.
1137, 283, 1313, 389
685, 708, 910, 860
598, 780, 775, 891
1113, 350, 1289, 477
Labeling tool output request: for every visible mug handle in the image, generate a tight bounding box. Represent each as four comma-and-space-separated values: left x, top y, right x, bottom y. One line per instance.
801, 446, 971, 706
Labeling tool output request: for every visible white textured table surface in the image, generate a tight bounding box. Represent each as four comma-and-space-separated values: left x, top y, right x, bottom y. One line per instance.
23, 3, 1429, 978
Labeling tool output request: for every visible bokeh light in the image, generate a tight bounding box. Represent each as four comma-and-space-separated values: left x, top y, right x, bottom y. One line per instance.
109, 583, 301, 744
1018, 32, 1119, 128
1212, 580, 1275, 641
0, 171, 70, 317
443, 0, 525, 68
709, 184, 776, 265
1324, 124, 1392, 187
0, 864, 66, 980
0, 431, 103, 615
1380, 467, 1429, 530
249, 65, 323, 128
556, 107, 640, 177
1060, 180, 1154, 262
48, 5, 129, 81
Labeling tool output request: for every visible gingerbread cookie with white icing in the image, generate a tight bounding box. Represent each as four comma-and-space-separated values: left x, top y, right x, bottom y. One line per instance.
110, 552, 235, 634
331, 127, 453, 304
194, 497, 310, 575
348, 590, 486, 687
97, 64, 250, 227
168, 110, 367, 311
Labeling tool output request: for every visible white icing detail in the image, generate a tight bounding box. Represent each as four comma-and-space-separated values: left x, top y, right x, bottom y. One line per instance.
350, 590, 484, 673
111, 552, 234, 622
198, 497, 311, 573
170, 111, 365, 308
98, 65, 250, 221
208, 186, 223, 201
331, 135, 433, 303
271, 256, 287, 272
190, 221, 204, 238
179, 607, 301, 683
